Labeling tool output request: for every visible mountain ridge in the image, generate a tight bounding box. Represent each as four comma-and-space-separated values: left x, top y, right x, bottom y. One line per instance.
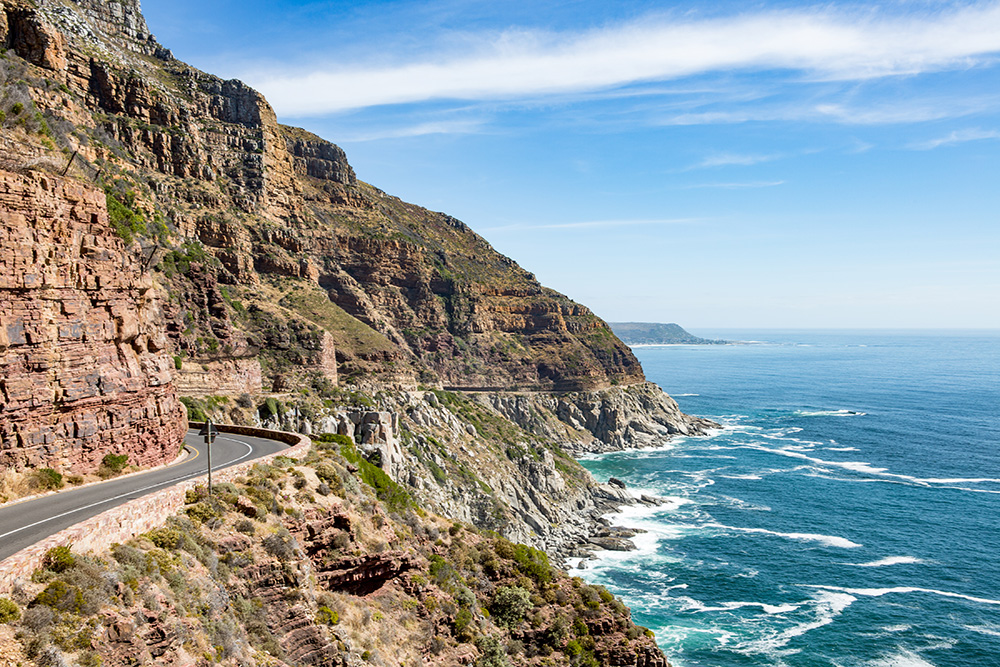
609, 322, 728, 346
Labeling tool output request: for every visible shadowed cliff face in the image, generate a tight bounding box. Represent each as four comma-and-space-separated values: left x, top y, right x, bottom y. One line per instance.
0, 0, 644, 392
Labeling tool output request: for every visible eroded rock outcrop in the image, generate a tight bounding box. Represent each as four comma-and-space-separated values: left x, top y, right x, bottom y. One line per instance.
478, 382, 719, 453
0, 170, 186, 472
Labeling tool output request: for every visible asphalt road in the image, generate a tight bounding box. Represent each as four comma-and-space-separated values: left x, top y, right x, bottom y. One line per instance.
0, 429, 289, 561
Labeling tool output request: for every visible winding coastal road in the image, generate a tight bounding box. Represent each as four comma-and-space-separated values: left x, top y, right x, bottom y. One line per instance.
0, 429, 288, 562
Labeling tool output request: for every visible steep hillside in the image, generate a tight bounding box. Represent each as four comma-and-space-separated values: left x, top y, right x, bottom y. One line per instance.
0, 0, 717, 530
0, 0, 643, 394
0, 445, 666, 667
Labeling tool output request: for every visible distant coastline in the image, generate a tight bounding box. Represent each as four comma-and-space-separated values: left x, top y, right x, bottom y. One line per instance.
609, 322, 732, 346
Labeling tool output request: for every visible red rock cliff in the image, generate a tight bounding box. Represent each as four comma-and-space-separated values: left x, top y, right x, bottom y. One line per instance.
0, 170, 186, 473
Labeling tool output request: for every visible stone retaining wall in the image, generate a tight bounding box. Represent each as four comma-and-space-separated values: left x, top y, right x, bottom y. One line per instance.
0, 424, 310, 593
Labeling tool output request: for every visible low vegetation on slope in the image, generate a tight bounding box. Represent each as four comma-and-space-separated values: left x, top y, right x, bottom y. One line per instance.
0, 439, 664, 667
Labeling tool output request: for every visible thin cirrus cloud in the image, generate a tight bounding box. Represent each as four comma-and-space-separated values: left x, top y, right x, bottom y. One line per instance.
248, 3, 1000, 116
659, 95, 1000, 126
679, 180, 786, 189
339, 118, 487, 142
909, 128, 1000, 149
695, 153, 785, 168
480, 218, 703, 233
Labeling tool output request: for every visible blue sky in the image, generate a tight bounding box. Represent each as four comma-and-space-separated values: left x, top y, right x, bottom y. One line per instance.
141, 0, 1000, 329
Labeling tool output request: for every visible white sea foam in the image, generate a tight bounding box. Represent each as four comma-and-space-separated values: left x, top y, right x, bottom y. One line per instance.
964, 622, 1000, 637
691, 600, 801, 615
794, 409, 866, 417
674, 393, 700, 397
705, 523, 862, 548
737, 590, 856, 655
866, 649, 937, 667
802, 585, 1000, 606
720, 473, 763, 480
719, 495, 771, 511
826, 446, 861, 452
745, 444, 1000, 490
882, 624, 912, 632
845, 556, 924, 568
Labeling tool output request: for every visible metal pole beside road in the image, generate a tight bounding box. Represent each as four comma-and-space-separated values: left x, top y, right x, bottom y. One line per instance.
198, 420, 219, 495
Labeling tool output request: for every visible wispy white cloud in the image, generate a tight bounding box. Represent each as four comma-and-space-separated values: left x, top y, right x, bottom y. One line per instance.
659, 96, 999, 126
481, 218, 703, 233
339, 119, 486, 142
248, 4, 1000, 115
695, 153, 784, 168
679, 180, 786, 189
908, 127, 1000, 149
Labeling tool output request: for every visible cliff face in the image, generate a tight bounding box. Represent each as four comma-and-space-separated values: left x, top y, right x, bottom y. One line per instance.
0, 170, 186, 472
0, 0, 644, 393
479, 382, 720, 453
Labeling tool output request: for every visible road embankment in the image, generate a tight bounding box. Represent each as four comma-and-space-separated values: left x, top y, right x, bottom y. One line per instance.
0, 424, 310, 593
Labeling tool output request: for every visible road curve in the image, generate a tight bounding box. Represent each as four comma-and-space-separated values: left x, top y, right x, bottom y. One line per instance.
0, 429, 289, 561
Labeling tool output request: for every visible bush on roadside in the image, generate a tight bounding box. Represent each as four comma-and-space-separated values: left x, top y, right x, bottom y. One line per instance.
0, 597, 20, 623
42, 546, 75, 573
98, 453, 130, 479
32, 468, 64, 491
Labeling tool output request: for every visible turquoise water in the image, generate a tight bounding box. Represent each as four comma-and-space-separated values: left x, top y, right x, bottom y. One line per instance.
577, 331, 1000, 667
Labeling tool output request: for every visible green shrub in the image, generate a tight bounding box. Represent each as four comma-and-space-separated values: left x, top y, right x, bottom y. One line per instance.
43, 546, 75, 573
101, 453, 129, 473
453, 607, 474, 641
180, 396, 208, 422
11, 102, 23, 115
260, 397, 283, 421
173, 355, 183, 370
313, 433, 354, 454
579, 585, 602, 610
0, 598, 20, 623
316, 606, 339, 625
491, 586, 532, 628
339, 440, 413, 512
185, 501, 221, 524
513, 543, 552, 584
565, 639, 582, 656
32, 580, 84, 614
33, 468, 64, 491
145, 527, 182, 549
475, 635, 510, 667
105, 192, 146, 244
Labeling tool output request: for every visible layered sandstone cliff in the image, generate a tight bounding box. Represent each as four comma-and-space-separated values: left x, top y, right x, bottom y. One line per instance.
0, 169, 186, 472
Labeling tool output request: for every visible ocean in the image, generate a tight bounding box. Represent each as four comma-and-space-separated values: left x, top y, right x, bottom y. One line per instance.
576, 330, 1000, 667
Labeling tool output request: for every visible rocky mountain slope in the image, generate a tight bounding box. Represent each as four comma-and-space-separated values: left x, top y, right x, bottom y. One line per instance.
0, 444, 666, 667
0, 2, 721, 663
1, 0, 644, 395
0, 0, 713, 466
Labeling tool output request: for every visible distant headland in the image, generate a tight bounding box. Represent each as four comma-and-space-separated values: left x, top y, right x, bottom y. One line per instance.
609, 322, 730, 345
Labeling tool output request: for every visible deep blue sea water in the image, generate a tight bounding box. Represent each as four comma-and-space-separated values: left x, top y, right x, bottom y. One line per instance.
577, 330, 1000, 667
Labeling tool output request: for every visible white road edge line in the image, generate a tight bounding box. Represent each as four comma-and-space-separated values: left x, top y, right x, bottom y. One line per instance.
0, 437, 256, 541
